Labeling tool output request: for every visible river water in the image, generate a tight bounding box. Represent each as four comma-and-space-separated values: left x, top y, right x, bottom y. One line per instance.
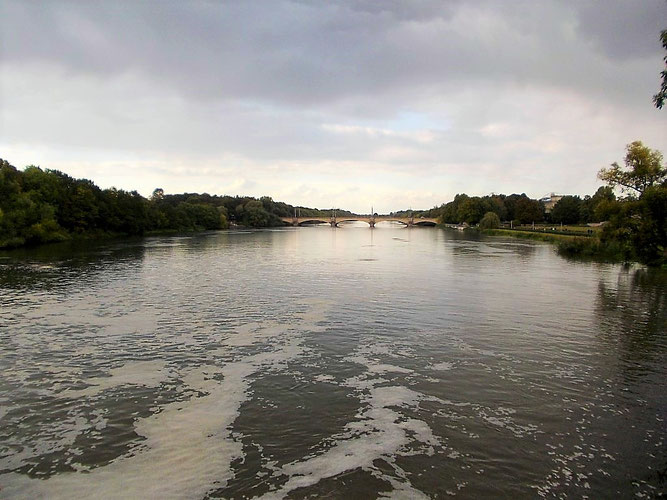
0, 226, 665, 498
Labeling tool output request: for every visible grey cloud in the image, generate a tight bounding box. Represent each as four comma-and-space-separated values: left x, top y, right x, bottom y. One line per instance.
3, 0, 664, 111
573, 0, 666, 60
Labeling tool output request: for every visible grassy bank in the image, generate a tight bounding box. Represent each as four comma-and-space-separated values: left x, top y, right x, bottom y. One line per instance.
481, 228, 629, 263
481, 228, 582, 243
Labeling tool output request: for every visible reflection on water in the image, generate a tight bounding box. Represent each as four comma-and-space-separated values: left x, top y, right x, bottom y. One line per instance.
592, 267, 667, 495
0, 227, 665, 498
596, 267, 667, 348
0, 239, 147, 293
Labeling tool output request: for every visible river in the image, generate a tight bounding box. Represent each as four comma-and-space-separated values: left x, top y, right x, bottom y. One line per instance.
0, 226, 665, 498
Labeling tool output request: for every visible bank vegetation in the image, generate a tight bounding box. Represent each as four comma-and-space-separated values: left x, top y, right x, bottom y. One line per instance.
1, 141, 664, 266
0, 159, 348, 249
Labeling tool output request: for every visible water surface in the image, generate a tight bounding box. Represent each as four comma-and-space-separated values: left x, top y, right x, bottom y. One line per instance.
1, 227, 665, 498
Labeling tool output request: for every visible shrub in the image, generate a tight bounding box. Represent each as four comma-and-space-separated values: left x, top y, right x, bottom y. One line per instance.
479, 211, 500, 229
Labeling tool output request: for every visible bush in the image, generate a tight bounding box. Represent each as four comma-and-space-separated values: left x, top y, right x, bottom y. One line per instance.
556, 237, 629, 262
479, 211, 500, 229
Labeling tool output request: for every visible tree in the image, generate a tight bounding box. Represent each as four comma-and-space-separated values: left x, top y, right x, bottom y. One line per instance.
457, 197, 486, 224
479, 211, 500, 229
598, 141, 666, 197
151, 188, 164, 201
514, 197, 544, 224
503, 193, 526, 222
486, 195, 507, 220
633, 186, 667, 265
550, 196, 583, 225
580, 186, 616, 222
0, 160, 21, 209
593, 198, 622, 223
653, 29, 667, 109
438, 194, 468, 224
240, 200, 270, 227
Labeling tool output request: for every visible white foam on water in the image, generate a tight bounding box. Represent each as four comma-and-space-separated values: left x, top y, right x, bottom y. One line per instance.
260, 342, 442, 499
222, 322, 290, 347
369, 364, 413, 374
21, 297, 158, 336
378, 474, 432, 500
1, 304, 329, 499
430, 362, 454, 371
61, 360, 170, 398
75, 346, 97, 356
0, 414, 90, 472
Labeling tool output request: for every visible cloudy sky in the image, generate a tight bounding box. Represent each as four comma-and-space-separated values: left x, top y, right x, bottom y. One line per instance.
1, 0, 666, 213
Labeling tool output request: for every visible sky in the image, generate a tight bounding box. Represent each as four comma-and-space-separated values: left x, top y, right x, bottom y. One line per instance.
1, 0, 666, 214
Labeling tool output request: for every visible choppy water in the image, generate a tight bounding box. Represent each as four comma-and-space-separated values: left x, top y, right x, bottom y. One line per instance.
0, 226, 665, 499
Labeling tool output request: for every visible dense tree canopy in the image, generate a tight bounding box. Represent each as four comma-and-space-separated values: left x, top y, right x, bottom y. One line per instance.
550, 196, 583, 225
436, 192, 544, 225
582, 186, 616, 223
0, 159, 341, 248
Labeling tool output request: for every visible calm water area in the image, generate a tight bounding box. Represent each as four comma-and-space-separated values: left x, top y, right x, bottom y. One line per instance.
0, 225, 665, 498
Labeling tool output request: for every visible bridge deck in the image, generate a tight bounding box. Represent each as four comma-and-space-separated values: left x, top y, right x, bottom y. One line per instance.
279, 216, 438, 226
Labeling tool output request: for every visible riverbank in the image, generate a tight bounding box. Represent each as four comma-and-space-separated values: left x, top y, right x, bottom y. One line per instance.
481, 228, 589, 243
480, 228, 633, 264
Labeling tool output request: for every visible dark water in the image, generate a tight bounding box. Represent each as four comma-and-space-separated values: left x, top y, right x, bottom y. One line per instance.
0, 226, 665, 499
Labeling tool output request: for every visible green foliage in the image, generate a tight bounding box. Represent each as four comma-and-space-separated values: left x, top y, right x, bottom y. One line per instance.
632, 186, 667, 266
479, 211, 500, 229
598, 141, 666, 196
457, 197, 485, 224
561, 185, 667, 266
582, 186, 616, 223
235, 200, 284, 228
556, 237, 628, 262
438, 194, 468, 224
550, 196, 583, 224
438, 193, 543, 225
437, 144, 663, 266
482, 229, 580, 243
0, 162, 70, 247
653, 29, 667, 109
588, 142, 667, 265
513, 196, 544, 224
0, 158, 311, 248
593, 198, 621, 222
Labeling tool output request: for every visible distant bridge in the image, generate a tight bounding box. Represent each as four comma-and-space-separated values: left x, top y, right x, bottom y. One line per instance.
280, 215, 438, 228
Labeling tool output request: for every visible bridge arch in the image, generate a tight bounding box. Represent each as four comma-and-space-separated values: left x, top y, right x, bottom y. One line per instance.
374, 219, 409, 226
297, 219, 330, 226
335, 219, 372, 226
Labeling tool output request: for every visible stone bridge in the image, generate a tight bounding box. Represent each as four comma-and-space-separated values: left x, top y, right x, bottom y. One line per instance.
280, 215, 438, 228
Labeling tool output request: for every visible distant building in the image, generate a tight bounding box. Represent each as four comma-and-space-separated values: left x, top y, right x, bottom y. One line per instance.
540, 193, 565, 213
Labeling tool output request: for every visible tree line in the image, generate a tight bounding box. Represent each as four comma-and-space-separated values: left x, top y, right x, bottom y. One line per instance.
1, 139, 665, 265
0, 159, 346, 248
419, 187, 617, 227
412, 141, 664, 266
